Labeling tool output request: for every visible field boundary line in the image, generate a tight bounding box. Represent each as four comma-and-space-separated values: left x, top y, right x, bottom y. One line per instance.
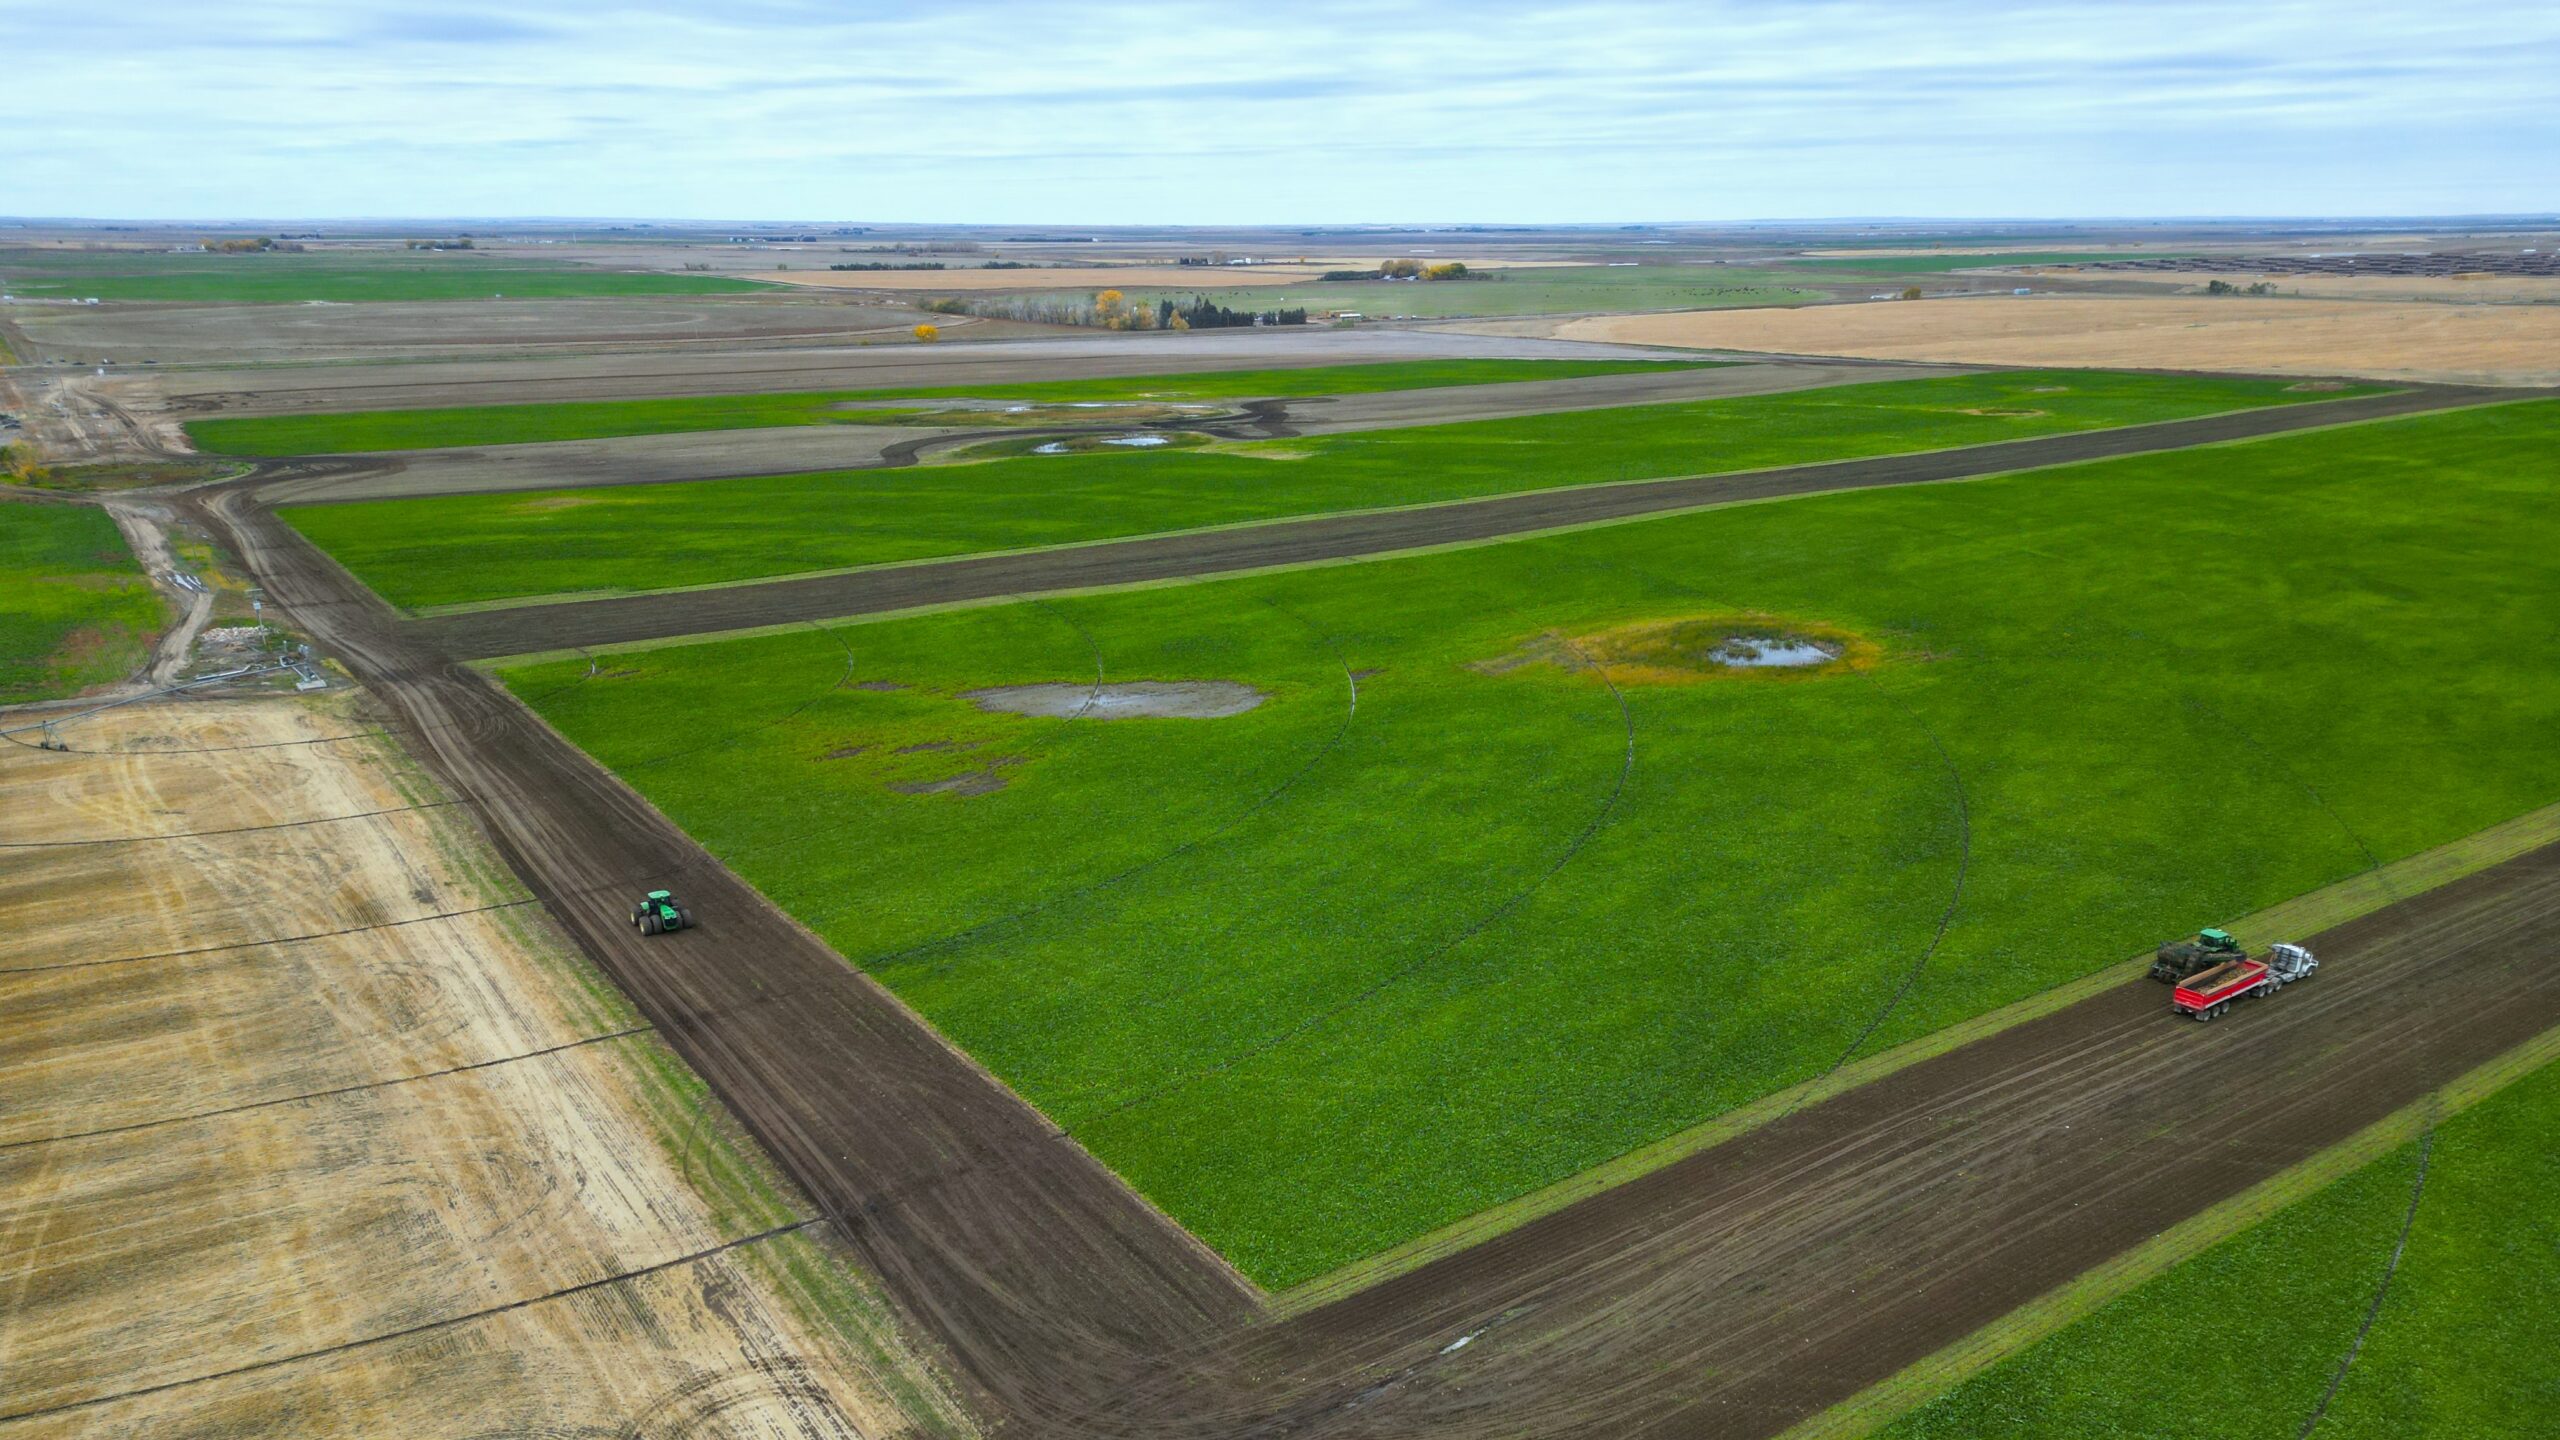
459, 390, 2550, 668
1766, 1023, 2560, 1440
1268, 794, 2560, 1315
398, 383, 2400, 622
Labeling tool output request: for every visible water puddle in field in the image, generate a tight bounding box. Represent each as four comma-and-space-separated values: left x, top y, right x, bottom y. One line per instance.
1031, 433, 1174, 454
1478, 613, 1878, 685
1708, 635, 1841, 668
964, 680, 1265, 719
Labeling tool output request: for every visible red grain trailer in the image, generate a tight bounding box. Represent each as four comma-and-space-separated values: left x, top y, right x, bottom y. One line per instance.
2171, 943, 2318, 1021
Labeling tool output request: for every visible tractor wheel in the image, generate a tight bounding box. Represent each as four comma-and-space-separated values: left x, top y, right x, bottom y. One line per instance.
641, 912, 661, 936
676, 906, 694, 930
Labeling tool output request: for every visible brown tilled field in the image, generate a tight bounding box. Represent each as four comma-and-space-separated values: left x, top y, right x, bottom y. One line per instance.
1556, 294, 2560, 386
0, 699, 963, 1438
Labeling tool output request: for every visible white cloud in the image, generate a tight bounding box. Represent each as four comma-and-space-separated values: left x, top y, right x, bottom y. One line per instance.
8, 1, 2555, 219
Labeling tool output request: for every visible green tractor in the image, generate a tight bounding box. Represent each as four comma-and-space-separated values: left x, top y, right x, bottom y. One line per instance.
632, 889, 693, 936
2150, 926, 2243, 983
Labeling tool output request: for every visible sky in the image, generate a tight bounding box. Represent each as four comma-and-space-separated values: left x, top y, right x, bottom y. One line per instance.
9, 1, 2556, 223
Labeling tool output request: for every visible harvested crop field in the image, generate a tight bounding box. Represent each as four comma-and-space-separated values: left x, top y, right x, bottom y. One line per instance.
1557, 294, 2560, 386
750, 261, 1595, 292
0, 698, 963, 1437
13, 296, 957, 367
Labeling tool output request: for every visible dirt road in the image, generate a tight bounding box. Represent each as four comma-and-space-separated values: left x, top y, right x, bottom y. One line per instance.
170, 377, 2560, 1438
415, 384, 2515, 660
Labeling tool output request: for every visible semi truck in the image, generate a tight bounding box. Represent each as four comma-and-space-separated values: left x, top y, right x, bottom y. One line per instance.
2171, 942, 2319, 1020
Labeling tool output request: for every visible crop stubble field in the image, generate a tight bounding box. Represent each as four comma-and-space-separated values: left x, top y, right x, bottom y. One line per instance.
0, 700, 963, 1436
1563, 294, 2560, 386
0, 247, 774, 302
281, 371, 2347, 611
488, 399, 2560, 1288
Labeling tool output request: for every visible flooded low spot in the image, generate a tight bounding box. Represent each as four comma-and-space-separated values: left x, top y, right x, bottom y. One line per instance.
1710, 635, 1839, 668
1481, 613, 1878, 685
964, 680, 1266, 720
1032, 433, 1174, 455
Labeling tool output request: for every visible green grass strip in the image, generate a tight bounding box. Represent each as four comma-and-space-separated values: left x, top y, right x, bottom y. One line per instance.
185, 360, 1726, 455
1271, 796, 2560, 1313
282, 372, 2346, 612
1776, 1023, 2560, 1440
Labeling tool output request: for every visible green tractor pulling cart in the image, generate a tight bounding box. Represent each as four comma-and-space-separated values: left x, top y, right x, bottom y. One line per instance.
632, 889, 694, 936
2150, 926, 2243, 983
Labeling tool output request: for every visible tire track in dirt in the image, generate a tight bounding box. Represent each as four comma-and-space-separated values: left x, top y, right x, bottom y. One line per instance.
0, 1025, 650, 1154
0, 797, 467, 848
2297, 1129, 2433, 1438
1066, 625, 1635, 1135
0, 1219, 826, 1429
873, 595, 1358, 984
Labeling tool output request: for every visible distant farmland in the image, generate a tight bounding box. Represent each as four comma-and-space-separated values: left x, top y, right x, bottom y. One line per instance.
0, 249, 774, 303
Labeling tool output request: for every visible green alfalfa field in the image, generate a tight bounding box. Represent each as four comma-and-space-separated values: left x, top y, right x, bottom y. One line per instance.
288, 370, 2353, 611
0, 500, 164, 704
1874, 1042, 2560, 1440
493, 400, 2560, 1288
186, 358, 1726, 455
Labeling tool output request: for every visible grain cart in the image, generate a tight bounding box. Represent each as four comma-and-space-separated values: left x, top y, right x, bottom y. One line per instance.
2150, 927, 2246, 983
631, 889, 693, 936
2172, 942, 2318, 1020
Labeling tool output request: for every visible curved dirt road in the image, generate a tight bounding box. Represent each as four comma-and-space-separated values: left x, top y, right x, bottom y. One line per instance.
177, 386, 2560, 1437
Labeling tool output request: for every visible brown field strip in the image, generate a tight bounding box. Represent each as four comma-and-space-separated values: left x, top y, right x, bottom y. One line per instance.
1560, 294, 2560, 386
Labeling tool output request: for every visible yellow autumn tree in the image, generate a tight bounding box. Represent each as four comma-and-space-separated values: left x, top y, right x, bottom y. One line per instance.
912, 323, 940, 342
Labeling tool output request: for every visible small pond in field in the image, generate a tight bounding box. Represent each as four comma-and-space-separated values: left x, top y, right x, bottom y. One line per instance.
1708, 635, 1841, 668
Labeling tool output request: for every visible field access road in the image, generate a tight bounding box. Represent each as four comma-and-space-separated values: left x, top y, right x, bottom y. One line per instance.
417, 383, 2514, 660
263, 360, 1948, 504
184, 378, 2560, 1438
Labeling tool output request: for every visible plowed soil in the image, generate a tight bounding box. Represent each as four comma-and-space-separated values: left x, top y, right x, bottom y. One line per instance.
0, 700, 961, 1438
170, 380, 2560, 1437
